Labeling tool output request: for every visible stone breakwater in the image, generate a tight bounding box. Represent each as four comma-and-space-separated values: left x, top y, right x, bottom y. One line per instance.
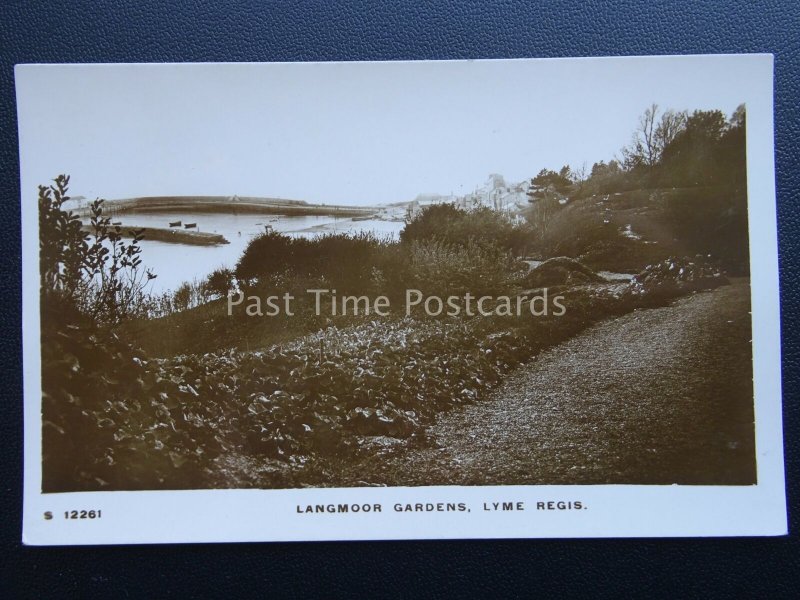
81, 224, 229, 246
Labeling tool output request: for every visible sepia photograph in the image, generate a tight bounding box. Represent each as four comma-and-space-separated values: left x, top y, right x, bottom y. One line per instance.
17, 55, 786, 543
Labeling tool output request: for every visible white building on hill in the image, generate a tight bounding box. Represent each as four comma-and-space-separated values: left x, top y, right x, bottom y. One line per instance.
402, 174, 530, 220
454, 174, 529, 214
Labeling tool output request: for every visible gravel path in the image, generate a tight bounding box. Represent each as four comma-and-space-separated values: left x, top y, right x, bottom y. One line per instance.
345, 279, 756, 486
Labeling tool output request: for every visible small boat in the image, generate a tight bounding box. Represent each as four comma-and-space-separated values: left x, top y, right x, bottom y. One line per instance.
111, 220, 122, 226
184, 223, 197, 229
169, 220, 182, 227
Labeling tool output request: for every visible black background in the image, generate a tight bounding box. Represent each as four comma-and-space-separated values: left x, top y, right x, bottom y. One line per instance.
1, 1, 797, 597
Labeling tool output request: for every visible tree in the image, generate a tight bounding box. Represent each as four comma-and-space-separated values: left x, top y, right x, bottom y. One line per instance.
173, 282, 193, 311
571, 161, 589, 196
522, 166, 576, 236
527, 167, 572, 200
235, 230, 297, 284
729, 103, 746, 129
717, 104, 747, 190
622, 104, 687, 170
654, 109, 688, 159
524, 193, 560, 238
659, 109, 729, 186
622, 103, 658, 169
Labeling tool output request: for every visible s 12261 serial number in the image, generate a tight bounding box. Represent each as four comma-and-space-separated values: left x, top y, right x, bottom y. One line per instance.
64, 510, 101, 519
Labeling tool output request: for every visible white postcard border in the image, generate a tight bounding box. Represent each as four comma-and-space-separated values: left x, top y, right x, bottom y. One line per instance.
18, 54, 786, 545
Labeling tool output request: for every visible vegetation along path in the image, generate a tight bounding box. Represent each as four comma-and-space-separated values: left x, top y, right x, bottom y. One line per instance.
344, 279, 756, 486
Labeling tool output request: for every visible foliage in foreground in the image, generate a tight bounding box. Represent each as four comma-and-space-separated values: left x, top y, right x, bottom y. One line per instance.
40, 175, 157, 324
42, 258, 727, 491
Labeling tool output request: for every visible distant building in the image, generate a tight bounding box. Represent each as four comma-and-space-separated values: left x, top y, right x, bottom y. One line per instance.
402, 174, 530, 218
456, 174, 529, 215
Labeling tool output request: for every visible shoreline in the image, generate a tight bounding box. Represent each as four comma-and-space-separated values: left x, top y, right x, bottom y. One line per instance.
81, 224, 229, 246
73, 196, 381, 218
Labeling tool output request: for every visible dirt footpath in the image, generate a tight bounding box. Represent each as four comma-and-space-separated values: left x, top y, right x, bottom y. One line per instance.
341, 279, 757, 486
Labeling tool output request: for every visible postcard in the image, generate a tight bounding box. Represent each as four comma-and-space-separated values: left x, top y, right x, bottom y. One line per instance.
17, 54, 786, 544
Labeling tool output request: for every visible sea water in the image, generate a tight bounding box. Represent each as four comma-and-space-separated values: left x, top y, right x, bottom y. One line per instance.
96, 212, 405, 293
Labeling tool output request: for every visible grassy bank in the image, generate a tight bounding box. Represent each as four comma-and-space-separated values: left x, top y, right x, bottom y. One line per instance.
123, 294, 369, 358
531, 186, 748, 273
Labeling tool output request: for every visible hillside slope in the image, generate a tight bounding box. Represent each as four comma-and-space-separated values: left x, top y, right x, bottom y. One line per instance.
531, 186, 749, 273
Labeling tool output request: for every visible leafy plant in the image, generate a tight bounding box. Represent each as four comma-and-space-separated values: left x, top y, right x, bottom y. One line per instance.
405, 238, 526, 298
203, 267, 234, 298
401, 204, 531, 255
39, 174, 157, 324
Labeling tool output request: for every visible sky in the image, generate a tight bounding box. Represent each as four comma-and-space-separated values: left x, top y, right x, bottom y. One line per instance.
16, 56, 754, 206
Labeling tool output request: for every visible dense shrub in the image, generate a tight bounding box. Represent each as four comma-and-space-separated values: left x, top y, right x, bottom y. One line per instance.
203, 267, 234, 298
233, 205, 540, 307
235, 231, 391, 293
401, 204, 532, 255
235, 231, 298, 283
41, 317, 217, 491
529, 203, 623, 259
234, 224, 530, 303
575, 160, 644, 198
404, 238, 526, 297
310, 232, 389, 292
659, 188, 749, 273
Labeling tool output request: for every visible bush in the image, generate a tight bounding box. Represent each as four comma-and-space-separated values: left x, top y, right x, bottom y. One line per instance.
173, 283, 193, 311
203, 268, 234, 298
401, 204, 531, 255
39, 174, 157, 324
235, 231, 391, 294
311, 232, 388, 292
404, 238, 526, 298
235, 211, 534, 302
235, 231, 298, 283
531, 203, 624, 259
41, 320, 215, 491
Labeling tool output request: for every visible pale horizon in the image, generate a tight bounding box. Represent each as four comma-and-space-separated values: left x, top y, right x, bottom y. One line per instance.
17, 57, 751, 206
